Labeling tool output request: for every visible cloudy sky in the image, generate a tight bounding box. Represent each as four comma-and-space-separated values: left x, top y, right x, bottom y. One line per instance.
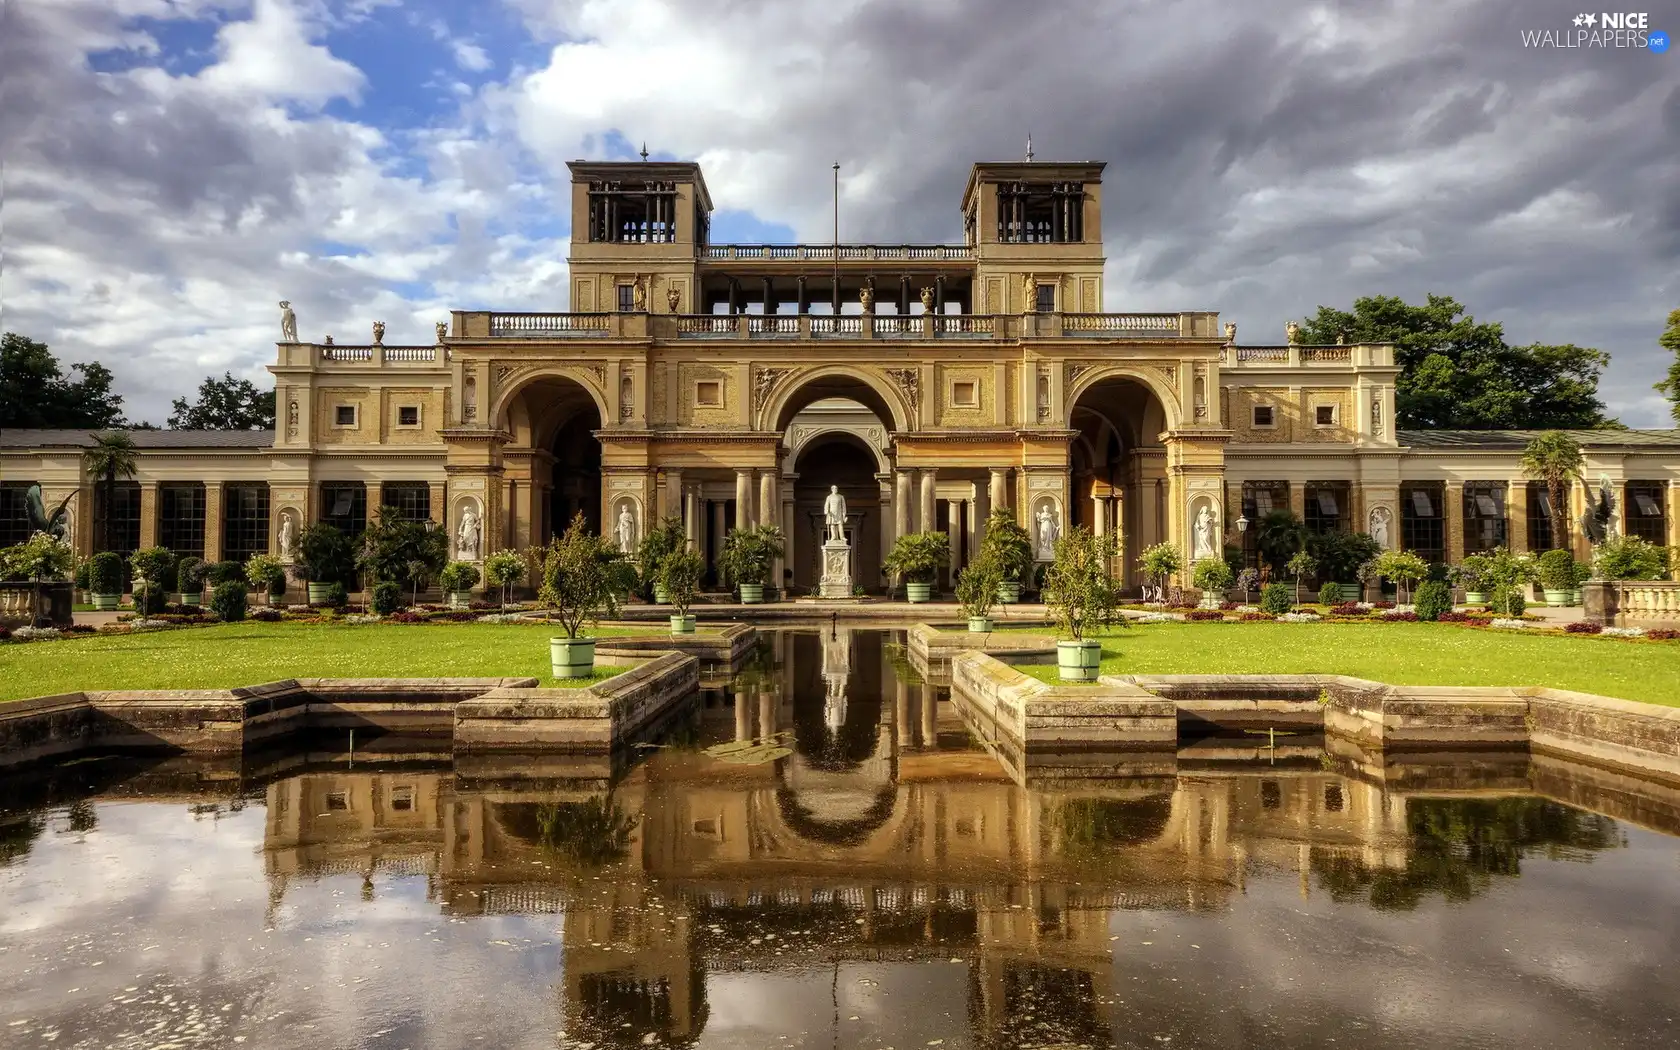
3, 0, 1677, 426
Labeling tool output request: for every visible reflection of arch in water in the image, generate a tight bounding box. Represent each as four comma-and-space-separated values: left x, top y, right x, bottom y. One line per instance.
1053, 794, 1175, 850
773, 784, 899, 847
789, 631, 885, 770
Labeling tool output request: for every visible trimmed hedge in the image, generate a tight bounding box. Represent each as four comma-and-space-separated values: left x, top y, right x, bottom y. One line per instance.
371, 581, 403, 615
209, 581, 248, 622
1260, 582, 1292, 616
1414, 580, 1452, 622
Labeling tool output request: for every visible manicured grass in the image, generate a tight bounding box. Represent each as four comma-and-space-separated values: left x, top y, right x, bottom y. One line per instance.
1007, 622, 1680, 706
0, 622, 656, 701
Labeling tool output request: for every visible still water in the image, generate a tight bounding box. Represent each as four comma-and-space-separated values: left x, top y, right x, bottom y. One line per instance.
2, 629, 1679, 1049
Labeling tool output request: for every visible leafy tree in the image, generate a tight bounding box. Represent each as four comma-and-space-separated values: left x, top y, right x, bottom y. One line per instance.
1293, 295, 1617, 429
1286, 550, 1318, 604
81, 432, 138, 553
356, 506, 448, 604
167, 372, 276, 430
0, 333, 127, 428
1655, 308, 1680, 425
1255, 509, 1307, 575
1044, 526, 1123, 642
1521, 431, 1584, 551
538, 513, 628, 639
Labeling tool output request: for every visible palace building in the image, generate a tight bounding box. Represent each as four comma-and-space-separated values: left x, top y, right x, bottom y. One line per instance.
4, 157, 1678, 592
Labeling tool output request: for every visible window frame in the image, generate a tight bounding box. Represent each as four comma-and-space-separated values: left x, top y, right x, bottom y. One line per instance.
1313, 403, 1337, 428
950, 379, 978, 408
1461, 482, 1509, 554
1251, 404, 1276, 429
396, 405, 421, 428
1625, 481, 1668, 543
1400, 482, 1445, 564
694, 380, 722, 407
333, 404, 358, 428
222, 483, 270, 564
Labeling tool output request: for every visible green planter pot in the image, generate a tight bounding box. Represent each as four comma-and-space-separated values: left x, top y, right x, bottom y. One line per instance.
1464, 591, 1487, 605
91, 593, 119, 612
738, 583, 764, 604
550, 637, 596, 679
306, 582, 335, 605
1056, 640, 1102, 682
178, 593, 202, 608
1542, 588, 1572, 606
905, 582, 932, 604
448, 590, 473, 610
669, 614, 696, 634
651, 583, 669, 605
996, 580, 1021, 605
968, 616, 992, 633
1570, 588, 1582, 606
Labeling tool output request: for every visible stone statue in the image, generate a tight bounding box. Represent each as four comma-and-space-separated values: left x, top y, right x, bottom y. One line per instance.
323, 335, 334, 345
1336, 331, 1346, 345
24, 484, 73, 543
279, 301, 298, 342
666, 286, 681, 312
1581, 475, 1617, 544
1035, 501, 1059, 561
1223, 321, 1236, 342
1369, 506, 1391, 549
1021, 273, 1036, 310
823, 485, 847, 544
632, 277, 647, 311
372, 320, 385, 345
457, 505, 481, 560
1285, 320, 1301, 344
1193, 505, 1218, 561
278, 512, 294, 559
435, 321, 448, 343
920, 286, 935, 313
616, 503, 637, 552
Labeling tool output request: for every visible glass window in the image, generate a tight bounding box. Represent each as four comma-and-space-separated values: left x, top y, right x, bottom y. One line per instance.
1315, 404, 1335, 426
158, 483, 206, 560
1462, 483, 1508, 553
1304, 483, 1349, 534
320, 482, 367, 539
617, 284, 636, 311
0, 483, 34, 548
380, 483, 431, 522
1252, 405, 1275, 427
222, 484, 270, 564
1240, 481, 1291, 567
335, 405, 356, 426
1526, 482, 1558, 551
1401, 482, 1444, 563
1626, 481, 1667, 543
397, 405, 419, 427
1034, 283, 1055, 313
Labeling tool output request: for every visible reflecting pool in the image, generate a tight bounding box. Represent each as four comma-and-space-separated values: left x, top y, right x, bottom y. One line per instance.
3, 628, 1680, 1049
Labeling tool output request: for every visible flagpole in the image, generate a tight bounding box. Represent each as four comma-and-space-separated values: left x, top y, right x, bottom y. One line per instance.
832, 162, 840, 314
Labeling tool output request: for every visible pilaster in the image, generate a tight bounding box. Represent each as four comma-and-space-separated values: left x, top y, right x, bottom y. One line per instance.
1508, 478, 1529, 554
1445, 482, 1465, 563
203, 483, 223, 563
138, 482, 159, 550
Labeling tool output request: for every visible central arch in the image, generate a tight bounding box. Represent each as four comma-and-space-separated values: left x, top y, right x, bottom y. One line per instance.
500, 372, 606, 545
764, 365, 911, 434
1066, 372, 1173, 590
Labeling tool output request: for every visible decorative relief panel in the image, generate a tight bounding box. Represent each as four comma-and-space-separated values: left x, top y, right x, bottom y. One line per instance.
936, 366, 991, 427
884, 367, 920, 414
679, 363, 734, 428
753, 366, 793, 415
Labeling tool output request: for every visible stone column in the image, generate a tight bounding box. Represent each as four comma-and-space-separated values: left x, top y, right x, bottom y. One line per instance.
894, 470, 913, 539
989, 468, 1009, 518
894, 676, 911, 748
946, 500, 963, 580
202, 483, 224, 563
781, 478, 797, 592
735, 469, 754, 530
759, 469, 780, 587
1508, 478, 1529, 554
1090, 491, 1107, 537
734, 687, 751, 741
1445, 482, 1465, 563
919, 683, 936, 746
684, 486, 700, 550
138, 482, 159, 550
972, 480, 990, 559
918, 469, 937, 535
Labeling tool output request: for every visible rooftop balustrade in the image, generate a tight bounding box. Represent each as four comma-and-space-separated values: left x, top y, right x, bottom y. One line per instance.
703, 243, 974, 262
451, 310, 1224, 341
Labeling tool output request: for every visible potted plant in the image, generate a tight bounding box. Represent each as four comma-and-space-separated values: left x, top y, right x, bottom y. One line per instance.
1285, 550, 1318, 606
979, 507, 1034, 603
1136, 541, 1182, 603
1190, 557, 1233, 609
636, 516, 687, 603
88, 551, 123, 610
485, 549, 527, 607
1538, 549, 1576, 605
1, 533, 74, 627
884, 531, 951, 603
1571, 560, 1592, 605
242, 554, 284, 607
439, 561, 481, 608
539, 513, 627, 678
659, 547, 705, 633
295, 522, 356, 605
1373, 549, 1428, 606
1450, 554, 1491, 604
128, 546, 175, 616
1043, 526, 1123, 681
177, 556, 207, 607
955, 554, 1003, 632
1481, 546, 1538, 617
719, 525, 784, 604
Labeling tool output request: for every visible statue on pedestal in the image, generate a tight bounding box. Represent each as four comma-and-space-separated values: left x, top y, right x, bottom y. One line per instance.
457, 505, 481, 561
279, 301, 298, 343
1034, 501, 1059, 561
616, 503, 638, 552
823, 485, 847, 544
1193, 505, 1218, 561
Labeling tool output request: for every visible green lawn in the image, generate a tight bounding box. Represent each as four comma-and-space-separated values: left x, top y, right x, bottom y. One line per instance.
0, 622, 655, 701
1007, 622, 1680, 706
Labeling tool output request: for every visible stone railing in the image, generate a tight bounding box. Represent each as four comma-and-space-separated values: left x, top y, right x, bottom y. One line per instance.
1219, 343, 1394, 368
319, 344, 373, 362
314, 345, 441, 366
1061, 312, 1181, 333
0, 581, 72, 627
1586, 580, 1680, 628
488, 312, 612, 337
704, 243, 973, 262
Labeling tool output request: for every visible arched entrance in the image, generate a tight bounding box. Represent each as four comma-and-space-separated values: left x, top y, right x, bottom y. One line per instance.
500, 374, 605, 545
1067, 374, 1171, 589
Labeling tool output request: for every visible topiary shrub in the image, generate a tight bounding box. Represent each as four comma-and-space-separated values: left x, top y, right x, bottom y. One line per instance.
89, 551, 123, 595
177, 556, 207, 596
210, 580, 248, 622
371, 580, 403, 615
1317, 582, 1341, 605
1413, 580, 1452, 622
323, 582, 348, 609
206, 560, 244, 586
1538, 549, 1576, 592
1260, 582, 1292, 616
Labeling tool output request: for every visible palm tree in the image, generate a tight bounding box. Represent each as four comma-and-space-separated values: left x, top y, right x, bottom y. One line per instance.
82, 431, 138, 553
1521, 431, 1583, 551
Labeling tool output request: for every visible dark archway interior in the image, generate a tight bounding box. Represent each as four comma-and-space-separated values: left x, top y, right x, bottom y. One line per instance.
510, 376, 604, 544
773, 376, 898, 433
550, 412, 603, 538
792, 433, 883, 592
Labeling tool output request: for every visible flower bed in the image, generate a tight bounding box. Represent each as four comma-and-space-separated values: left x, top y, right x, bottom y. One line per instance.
1185, 609, 1225, 622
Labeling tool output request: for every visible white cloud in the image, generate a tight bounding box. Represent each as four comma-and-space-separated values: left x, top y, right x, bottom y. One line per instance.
198, 0, 365, 107
452, 40, 491, 72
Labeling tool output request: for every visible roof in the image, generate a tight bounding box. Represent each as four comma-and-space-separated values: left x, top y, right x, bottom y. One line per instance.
0, 429, 277, 450
1399, 429, 1680, 450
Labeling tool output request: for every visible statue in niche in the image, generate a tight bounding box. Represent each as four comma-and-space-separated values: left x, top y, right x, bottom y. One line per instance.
1223, 321, 1236, 342
823, 485, 848, 544
666, 286, 681, 312
457, 505, 481, 560
632, 277, 647, 311
1193, 505, 1218, 561
1021, 273, 1036, 310
279, 301, 298, 342
1285, 320, 1301, 344
620, 374, 634, 421
463, 375, 477, 421
1369, 506, 1392, 549
1035, 501, 1059, 561
372, 320, 385, 344
278, 512, 294, 559
616, 503, 638, 552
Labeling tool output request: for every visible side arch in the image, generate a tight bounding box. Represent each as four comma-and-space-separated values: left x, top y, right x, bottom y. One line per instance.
760, 365, 913, 434
489, 366, 612, 439
1064, 365, 1182, 432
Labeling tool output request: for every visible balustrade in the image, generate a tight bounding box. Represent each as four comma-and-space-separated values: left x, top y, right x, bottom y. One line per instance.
488, 312, 611, 336
1061, 313, 1180, 333
702, 243, 973, 262
935, 315, 994, 337
320, 345, 374, 362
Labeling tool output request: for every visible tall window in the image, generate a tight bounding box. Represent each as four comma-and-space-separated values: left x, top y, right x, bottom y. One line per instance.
223, 484, 270, 563
586, 180, 677, 243
1626, 482, 1668, 544
380, 483, 431, 522
1304, 483, 1350, 534
320, 483, 368, 539
0, 484, 34, 547
158, 483, 206, 561
617, 284, 636, 312
1462, 483, 1508, 554
1526, 481, 1558, 552
1240, 481, 1291, 567
1034, 283, 1055, 313
1400, 483, 1445, 564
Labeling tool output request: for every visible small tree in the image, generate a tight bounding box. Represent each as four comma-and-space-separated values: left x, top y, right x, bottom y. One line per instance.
658, 547, 705, 619
538, 513, 627, 639
0, 534, 74, 627
1537, 549, 1576, 593
635, 516, 687, 596
294, 522, 356, 587
1255, 509, 1307, 575
357, 506, 448, 600
719, 525, 785, 590
1136, 542, 1183, 601
439, 561, 481, 595
244, 554, 285, 605
1521, 430, 1584, 553
129, 546, 176, 615
1373, 549, 1428, 604
884, 531, 952, 589
955, 554, 1004, 622
88, 551, 123, 596
209, 580, 248, 622
485, 550, 527, 606
1286, 550, 1318, 605
1236, 566, 1260, 604
979, 508, 1035, 585
1044, 527, 1124, 642
1191, 557, 1233, 603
